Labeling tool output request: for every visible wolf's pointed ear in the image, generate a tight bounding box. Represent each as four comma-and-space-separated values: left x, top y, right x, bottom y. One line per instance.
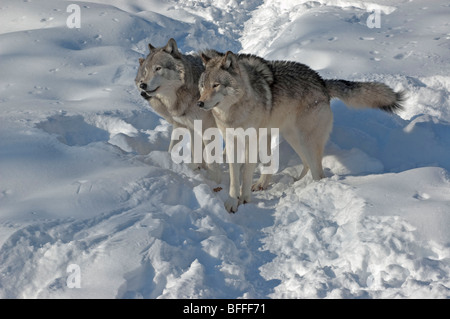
222, 51, 237, 70
139, 58, 145, 66
148, 43, 156, 52
201, 52, 211, 65
164, 38, 181, 58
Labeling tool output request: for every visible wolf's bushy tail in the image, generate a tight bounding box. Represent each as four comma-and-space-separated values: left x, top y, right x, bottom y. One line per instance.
325, 79, 405, 113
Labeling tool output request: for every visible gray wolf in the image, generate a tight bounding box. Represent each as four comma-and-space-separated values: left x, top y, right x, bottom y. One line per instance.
135, 38, 221, 183
198, 50, 404, 213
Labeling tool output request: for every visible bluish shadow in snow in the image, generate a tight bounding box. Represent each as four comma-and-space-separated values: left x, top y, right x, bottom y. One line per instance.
331, 101, 450, 173
36, 110, 173, 154
117, 260, 157, 299
36, 114, 109, 146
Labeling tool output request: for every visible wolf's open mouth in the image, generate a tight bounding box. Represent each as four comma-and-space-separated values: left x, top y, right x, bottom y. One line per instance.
146, 86, 159, 94
140, 87, 159, 100
140, 91, 151, 99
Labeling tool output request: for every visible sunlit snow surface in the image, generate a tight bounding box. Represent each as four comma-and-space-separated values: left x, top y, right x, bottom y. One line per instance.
0, 0, 449, 298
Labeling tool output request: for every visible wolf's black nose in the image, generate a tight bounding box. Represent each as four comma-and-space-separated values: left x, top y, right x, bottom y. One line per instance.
140, 83, 147, 90
197, 101, 204, 108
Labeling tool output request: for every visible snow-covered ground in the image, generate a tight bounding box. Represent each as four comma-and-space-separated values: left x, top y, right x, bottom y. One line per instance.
0, 0, 449, 298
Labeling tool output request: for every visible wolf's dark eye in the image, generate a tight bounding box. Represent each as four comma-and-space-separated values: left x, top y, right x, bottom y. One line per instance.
155, 66, 162, 72
213, 83, 220, 88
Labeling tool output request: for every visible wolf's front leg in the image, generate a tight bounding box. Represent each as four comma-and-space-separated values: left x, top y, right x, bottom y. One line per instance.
206, 162, 222, 184
225, 161, 241, 213
240, 162, 257, 204
202, 138, 222, 184
168, 122, 183, 153
186, 127, 203, 171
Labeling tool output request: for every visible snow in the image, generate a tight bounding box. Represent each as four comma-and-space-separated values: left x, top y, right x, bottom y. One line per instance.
0, 0, 449, 299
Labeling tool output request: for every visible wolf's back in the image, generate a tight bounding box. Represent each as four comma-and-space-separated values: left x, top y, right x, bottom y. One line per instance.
325, 79, 404, 113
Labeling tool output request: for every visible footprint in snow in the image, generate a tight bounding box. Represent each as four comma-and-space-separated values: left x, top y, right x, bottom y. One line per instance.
413, 192, 430, 201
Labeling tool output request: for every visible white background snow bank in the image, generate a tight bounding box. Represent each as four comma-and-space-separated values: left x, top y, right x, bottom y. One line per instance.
0, 0, 449, 298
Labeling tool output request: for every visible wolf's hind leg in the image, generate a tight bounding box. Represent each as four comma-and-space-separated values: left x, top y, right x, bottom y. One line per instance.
283, 129, 324, 181
295, 165, 309, 181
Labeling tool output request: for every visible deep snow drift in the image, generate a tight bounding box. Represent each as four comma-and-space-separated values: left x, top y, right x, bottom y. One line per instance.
0, 0, 449, 298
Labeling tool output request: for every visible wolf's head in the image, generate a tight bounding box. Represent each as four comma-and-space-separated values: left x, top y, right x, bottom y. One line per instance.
135, 38, 186, 100
197, 51, 245, 111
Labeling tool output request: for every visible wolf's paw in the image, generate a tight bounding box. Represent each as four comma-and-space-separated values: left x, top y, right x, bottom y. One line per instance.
251, 183, 266, 192
224, 197, 239, 214
239, 193, 251, 205
251, 175, 271, 191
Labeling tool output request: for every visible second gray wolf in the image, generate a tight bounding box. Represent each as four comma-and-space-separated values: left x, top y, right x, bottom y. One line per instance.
198, 50, 404, 213
135, 38, 221, 183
